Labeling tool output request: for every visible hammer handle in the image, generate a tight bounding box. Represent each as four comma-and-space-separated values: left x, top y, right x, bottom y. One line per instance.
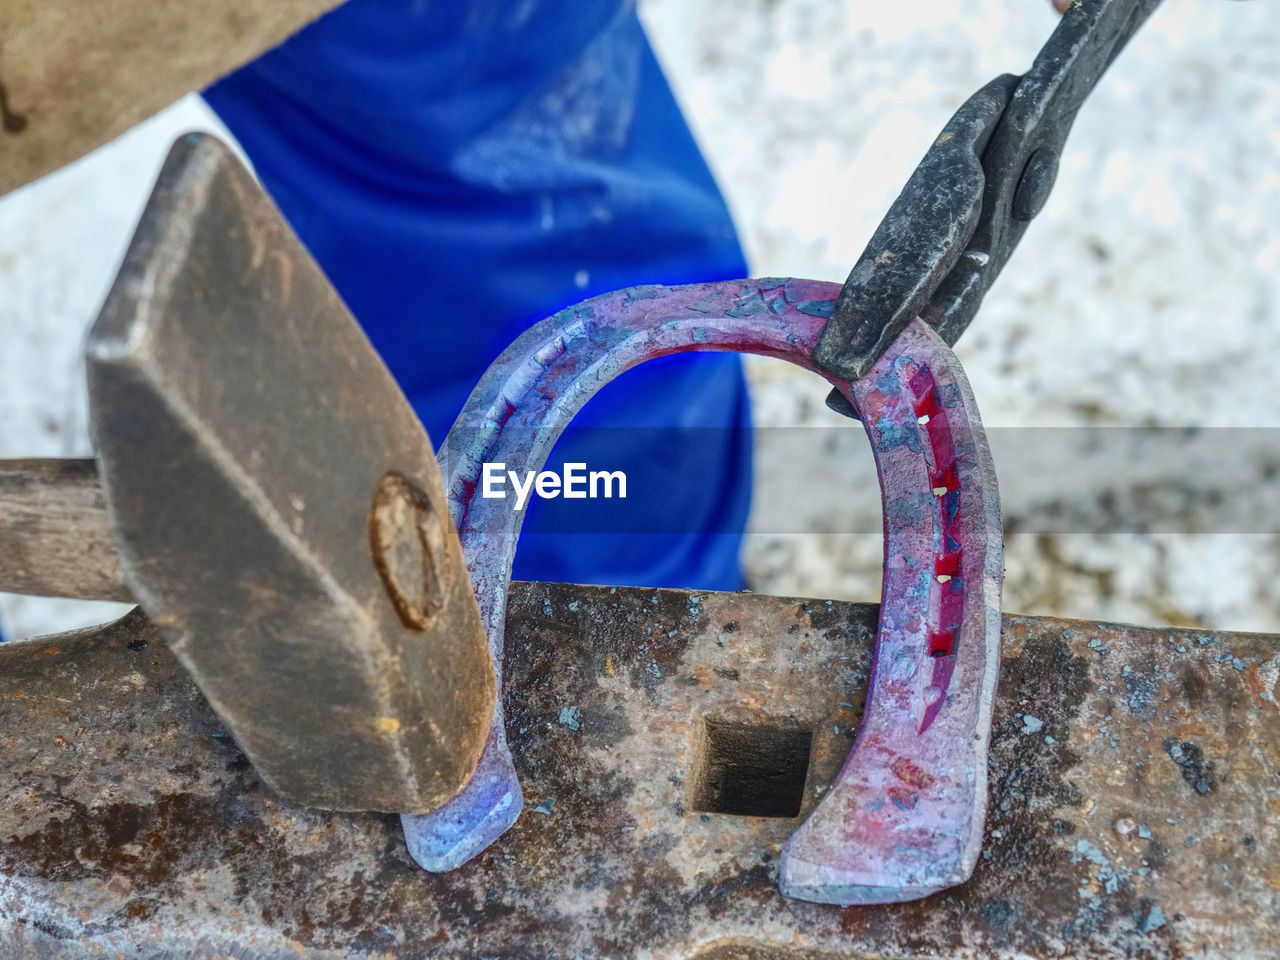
0, 459, 131, 603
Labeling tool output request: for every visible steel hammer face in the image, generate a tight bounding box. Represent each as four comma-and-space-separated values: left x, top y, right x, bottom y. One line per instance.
87, 135, 495, 814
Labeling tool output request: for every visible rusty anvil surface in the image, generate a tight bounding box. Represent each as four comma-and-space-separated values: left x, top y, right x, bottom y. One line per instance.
0, 583, 1276, 959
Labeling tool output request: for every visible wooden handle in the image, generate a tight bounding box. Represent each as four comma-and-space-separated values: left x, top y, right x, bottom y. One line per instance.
0, 459, 131, 601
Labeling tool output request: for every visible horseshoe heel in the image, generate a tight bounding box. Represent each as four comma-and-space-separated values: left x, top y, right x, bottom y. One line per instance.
779, 316, 1003, 905
402, 279, 1002, 908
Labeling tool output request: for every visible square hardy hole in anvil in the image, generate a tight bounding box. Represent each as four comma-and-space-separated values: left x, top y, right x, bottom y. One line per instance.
691, 718, 814, 818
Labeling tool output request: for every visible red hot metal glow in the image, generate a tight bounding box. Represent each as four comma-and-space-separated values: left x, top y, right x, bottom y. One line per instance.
401, 278, 1003, 906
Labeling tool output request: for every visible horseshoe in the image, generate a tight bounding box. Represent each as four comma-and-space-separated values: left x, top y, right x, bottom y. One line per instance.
401, 278, 1003, 905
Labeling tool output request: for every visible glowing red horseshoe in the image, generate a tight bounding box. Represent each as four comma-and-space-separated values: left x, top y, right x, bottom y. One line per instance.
402, 278, 1003, 906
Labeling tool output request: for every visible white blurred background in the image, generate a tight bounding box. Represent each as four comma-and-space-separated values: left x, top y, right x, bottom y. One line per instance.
2, 0, 1279, 639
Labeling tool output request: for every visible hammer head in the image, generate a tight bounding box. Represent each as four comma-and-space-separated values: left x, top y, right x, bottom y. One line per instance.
87, 134, 495, 813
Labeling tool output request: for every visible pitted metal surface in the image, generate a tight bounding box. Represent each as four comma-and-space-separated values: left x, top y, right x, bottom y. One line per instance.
0, 584, 1276, 958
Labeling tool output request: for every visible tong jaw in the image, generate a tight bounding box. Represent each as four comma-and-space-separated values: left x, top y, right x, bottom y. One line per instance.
814, 0, 1165, 385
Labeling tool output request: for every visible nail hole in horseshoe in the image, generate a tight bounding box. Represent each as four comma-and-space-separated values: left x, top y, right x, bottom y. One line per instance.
910, 366, 963, 664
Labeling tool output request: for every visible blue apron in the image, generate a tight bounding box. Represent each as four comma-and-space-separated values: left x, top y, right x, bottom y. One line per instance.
204, 0, 752, 589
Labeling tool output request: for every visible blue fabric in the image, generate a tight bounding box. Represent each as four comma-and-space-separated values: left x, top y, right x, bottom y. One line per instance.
204, 0, 751, 589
